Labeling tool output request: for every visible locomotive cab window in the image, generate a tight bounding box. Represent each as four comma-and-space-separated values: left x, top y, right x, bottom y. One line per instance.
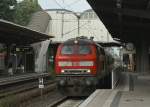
61, 45, 74, 55
61, 45, 91, 55
79, 45, 91, 54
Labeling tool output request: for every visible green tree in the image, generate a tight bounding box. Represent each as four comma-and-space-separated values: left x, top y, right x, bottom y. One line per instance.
0, 0, 41, 26
14, 0, 41, 25
0, 0, 17, 21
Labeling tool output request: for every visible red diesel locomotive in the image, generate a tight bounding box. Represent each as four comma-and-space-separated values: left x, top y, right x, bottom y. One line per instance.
55, 37, 114, 96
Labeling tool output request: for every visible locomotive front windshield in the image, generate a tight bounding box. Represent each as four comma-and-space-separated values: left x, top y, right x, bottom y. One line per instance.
61, 45, 91, 55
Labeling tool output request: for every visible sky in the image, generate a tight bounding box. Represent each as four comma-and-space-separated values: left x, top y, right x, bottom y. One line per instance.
38, 0, 92, 12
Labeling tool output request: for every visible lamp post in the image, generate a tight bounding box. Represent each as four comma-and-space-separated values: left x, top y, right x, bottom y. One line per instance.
61, 12, 65, 38
76, 15, 80, 37
56, 11, 65, 38
72, 12, 80, 37
57, 11, 81, 38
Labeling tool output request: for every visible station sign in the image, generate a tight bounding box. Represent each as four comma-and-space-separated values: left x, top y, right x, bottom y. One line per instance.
39, 84, 44, 88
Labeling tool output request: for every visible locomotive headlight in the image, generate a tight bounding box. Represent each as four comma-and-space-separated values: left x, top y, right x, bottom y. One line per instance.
79, 61, 94, 66
87, 70, 91, 73
61, 70, 65, 73
58, 61, 72, 66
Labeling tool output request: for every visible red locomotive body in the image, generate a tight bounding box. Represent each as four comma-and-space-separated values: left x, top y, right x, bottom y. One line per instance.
55, 37, 113, 96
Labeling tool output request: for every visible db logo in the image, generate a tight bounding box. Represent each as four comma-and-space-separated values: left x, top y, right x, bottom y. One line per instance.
72, 62, 79, 66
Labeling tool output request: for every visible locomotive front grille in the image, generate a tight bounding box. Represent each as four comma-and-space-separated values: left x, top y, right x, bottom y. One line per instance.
61, 69, 91, 74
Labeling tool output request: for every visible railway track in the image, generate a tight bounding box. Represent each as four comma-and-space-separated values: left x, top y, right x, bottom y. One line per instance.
0, 80, 57, 107
0, 80, 56, 98
49, 97, 85, 107
0, 73, 57, 99
0, 73, 85, 107
0, 73, 49, 86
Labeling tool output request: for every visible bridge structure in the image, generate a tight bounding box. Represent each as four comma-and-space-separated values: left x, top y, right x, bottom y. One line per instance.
87, 0, 150, 73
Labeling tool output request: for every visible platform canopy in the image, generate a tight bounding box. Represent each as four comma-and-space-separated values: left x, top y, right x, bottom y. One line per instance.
0, 20, 53, 45
98, 41, 122, 47
87, 0, 150, 44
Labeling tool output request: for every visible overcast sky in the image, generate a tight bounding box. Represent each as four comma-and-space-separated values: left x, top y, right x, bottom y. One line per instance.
38, 0, 91, 12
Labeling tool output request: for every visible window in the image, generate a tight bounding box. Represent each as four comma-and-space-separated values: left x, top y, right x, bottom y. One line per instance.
79, 45, 91, 54
84, 13, 88, 19
61, 45, 74, 54
61, 45, 91, 55
89, 12, 93, 19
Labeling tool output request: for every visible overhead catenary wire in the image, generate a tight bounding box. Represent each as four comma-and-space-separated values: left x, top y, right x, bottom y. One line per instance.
62, 22, 102, 41
63, 22, 90, 36
53, 0, 66, 37
53, 0, 82, 12
53, 0, 82, 37
52, 0, 100, 39
64, 0, 81, 10
85, 24, 100, 40
54, 0, 64, 9
60, 18, 102, 40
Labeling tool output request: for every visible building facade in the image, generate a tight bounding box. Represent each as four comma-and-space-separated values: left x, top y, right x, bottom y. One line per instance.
46, 9, 114, 43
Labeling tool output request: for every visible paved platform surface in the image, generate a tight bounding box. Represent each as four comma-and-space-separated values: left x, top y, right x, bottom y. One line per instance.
118, 74, 150, 107
79, 89, 117, 107
80, 72, 150, 107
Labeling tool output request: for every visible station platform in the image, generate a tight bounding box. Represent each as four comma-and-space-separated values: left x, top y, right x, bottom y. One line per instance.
118, 73, 150, 107
79, 72, 150, 107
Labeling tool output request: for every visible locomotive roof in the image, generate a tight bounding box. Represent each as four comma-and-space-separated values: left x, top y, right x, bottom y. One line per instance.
61, 37, 115, 56
62, 37, 105, 50
63, 38, 98, 45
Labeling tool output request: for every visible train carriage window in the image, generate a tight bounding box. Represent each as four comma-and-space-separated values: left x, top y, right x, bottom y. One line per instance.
61, 45, 74, 55
79, 45, 91, 54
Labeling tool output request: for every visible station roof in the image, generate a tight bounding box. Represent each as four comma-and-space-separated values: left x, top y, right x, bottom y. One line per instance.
0, 20, 53, 45
87, 0, 150, 44
98, 41, 122, 47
